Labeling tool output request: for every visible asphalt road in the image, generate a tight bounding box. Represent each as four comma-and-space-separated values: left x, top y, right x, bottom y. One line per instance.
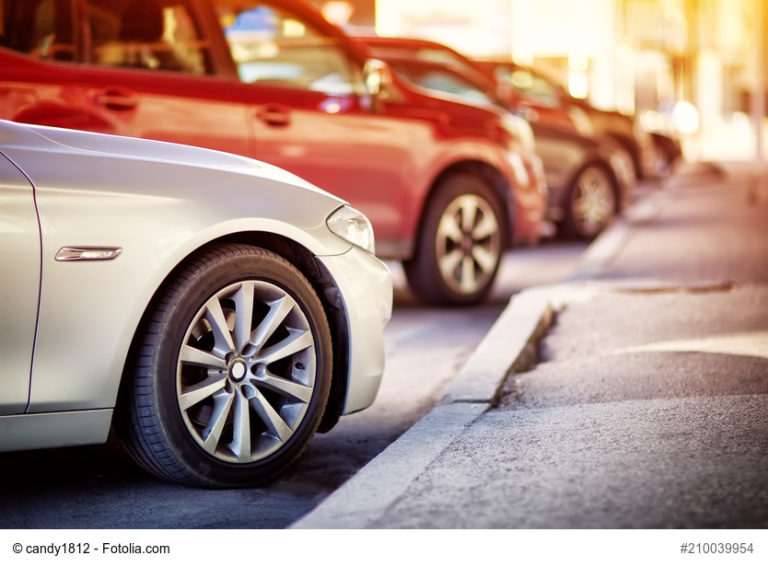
0, 242, 586, 529
309, 163, 768, 529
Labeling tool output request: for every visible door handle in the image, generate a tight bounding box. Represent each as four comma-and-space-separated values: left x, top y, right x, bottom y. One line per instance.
256, 105, 291, 127
93, 88, 138, 111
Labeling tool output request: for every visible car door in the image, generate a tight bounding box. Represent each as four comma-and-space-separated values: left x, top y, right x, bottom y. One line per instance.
0, 0, 95, 130
210, 0, 418, 247
73, 0, 253, 155
0, 152, 41, 415
0, 0, 252, 156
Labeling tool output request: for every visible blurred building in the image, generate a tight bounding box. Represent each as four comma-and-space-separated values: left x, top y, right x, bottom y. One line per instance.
316, 0, 767, 161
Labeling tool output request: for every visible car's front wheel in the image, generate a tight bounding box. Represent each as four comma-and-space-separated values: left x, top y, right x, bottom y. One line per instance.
404, 173, 504, 305
116, 243, 332, 487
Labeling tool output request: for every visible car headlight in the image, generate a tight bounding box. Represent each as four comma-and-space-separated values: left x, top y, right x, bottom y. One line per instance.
326, 205, 376, 254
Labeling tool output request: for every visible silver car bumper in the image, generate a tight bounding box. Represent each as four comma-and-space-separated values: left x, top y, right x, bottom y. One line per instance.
318, 246, 392, 415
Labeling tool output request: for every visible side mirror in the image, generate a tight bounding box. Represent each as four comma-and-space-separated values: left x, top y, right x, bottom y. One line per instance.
362, 59, 394, 109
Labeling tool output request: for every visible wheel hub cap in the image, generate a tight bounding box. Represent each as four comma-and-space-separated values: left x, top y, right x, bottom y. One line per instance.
229, 359, 247, 382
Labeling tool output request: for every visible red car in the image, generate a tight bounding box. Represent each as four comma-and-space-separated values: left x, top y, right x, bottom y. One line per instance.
0, 0, 546, 306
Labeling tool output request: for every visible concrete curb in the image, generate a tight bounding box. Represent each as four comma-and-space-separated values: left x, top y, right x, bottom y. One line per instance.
291, 289, 555, 529
291, 189, 655, 529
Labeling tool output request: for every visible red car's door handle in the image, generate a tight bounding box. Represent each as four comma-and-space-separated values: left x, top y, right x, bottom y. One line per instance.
256, 105, 291, 127
92, 88, 138, 111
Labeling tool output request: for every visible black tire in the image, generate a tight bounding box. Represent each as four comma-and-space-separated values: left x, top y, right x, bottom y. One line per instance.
562, 164, 617, 241
115, 243, 332, 487
403, 173, 505, 306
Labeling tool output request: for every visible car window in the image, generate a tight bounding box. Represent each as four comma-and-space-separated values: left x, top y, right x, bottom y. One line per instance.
498, 67, 561, 108
83, 0, 211, 74
387, 59, 493, 106
213, 1, 356, 95
369, 44, 479, 81
0, 0, 75, 61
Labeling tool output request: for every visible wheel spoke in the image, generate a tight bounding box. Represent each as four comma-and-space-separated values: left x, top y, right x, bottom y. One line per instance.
252, 372, 313, 403
249, 389, 293, 442
471, 244, 497, 274
204, 297, 236, 356
178, 375, 228, 410
459, 255, 477, 291
180, 345, 227, 370
459, 197, 478, 232
202, 391, 234, 453
255, 328, 313, 365
438, 248, 463, 279
232, 282, 255, 352
437, 214, 463, 244
248, 295, 296, 352
228, 389, 252, 462
472, 213, 498, 241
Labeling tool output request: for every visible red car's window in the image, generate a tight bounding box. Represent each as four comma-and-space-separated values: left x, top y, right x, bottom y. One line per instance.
0, 0, 75, 61
213, 1, 357, 95
83, 0, 212, 75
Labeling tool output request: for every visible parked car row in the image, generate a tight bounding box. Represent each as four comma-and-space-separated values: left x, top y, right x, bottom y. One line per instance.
356, 37, 632, 240
362, 35, 681, 183
0, 0, 678, 487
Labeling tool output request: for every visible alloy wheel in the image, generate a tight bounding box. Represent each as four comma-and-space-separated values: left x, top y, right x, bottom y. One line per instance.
571, 166, 616, 238
177, 280, 317, 464
435, 194, 501, 295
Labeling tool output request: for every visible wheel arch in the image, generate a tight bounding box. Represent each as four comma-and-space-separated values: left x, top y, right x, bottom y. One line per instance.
116, 231, 351, 436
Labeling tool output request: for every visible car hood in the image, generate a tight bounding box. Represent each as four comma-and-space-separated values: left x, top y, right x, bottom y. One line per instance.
0, 120, 338, 202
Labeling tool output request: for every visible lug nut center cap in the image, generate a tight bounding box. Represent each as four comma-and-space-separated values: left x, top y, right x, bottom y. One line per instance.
229, 360, 247, 382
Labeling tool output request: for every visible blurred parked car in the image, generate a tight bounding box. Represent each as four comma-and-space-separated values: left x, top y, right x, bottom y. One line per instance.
359, 40, 629, 240
487, 62, 664, 181
360, 36, 591, 134
358, 35, 666, 183
0, 119, 392, 487
0, 0, 546, 305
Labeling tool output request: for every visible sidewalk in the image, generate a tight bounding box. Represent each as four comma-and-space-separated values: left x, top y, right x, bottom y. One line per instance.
292, 161, 768, 529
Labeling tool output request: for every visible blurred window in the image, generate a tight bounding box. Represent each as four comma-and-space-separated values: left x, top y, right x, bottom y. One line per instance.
83, 0, 211, 74
500, 68, 561, 108
0, 0, 75, 61
388, 59, 493, 106
369, 44, 479, 83
213, 1, 356, 95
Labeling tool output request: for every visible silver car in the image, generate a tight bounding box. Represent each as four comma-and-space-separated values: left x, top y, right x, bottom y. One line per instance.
0, 120, 392, 487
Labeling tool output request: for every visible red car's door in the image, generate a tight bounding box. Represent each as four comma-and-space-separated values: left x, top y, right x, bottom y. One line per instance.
210, 0, 419, 247
75, 0, 252, 156
0, 0, 252, 157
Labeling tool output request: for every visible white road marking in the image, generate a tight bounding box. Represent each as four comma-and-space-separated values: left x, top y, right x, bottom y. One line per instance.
614, 331, 768, 359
